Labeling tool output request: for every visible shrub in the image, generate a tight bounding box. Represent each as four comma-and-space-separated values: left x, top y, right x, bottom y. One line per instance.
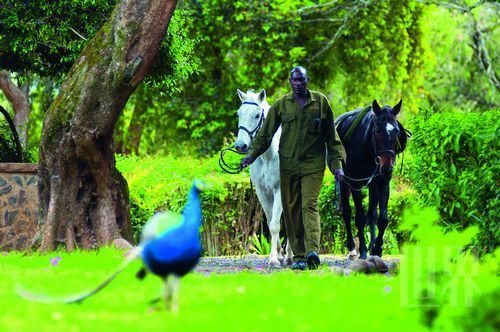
407, 109, 499, 253
118, 155, 412, 256
319, 175, 416, 256
116, 154, 264, 255
400, 207, 499, 331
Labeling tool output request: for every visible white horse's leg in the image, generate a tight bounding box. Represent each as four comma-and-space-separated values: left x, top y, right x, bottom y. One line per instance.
268, 190, 283, 269
271, 187, 293, 266
253, 184, 280, 268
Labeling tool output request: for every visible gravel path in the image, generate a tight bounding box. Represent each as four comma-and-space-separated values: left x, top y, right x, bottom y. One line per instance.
195, 255, 400, 274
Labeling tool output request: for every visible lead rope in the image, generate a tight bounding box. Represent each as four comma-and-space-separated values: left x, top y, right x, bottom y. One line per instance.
218, 147, 246, 174
341, 162, 381, 192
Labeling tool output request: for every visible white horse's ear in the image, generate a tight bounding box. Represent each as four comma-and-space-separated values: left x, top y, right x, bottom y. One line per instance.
392, 99, 402, 115
237, 89, 247, 102
257, 89, 266, 104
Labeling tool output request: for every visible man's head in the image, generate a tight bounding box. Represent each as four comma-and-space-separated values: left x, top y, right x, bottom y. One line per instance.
289, 66, 309, 97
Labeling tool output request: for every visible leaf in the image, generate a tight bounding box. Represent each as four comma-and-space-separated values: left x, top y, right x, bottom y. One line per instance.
454, 134, 461, 153
450, 163, 456, 176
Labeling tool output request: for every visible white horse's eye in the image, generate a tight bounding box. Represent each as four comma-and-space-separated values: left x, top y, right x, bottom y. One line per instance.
255, 114, 260, 119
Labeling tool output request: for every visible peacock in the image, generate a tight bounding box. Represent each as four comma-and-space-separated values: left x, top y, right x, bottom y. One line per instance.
17, 180, 205, 312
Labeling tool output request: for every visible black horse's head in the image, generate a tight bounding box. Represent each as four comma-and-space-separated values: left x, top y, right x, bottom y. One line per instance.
371, 99, 402, 178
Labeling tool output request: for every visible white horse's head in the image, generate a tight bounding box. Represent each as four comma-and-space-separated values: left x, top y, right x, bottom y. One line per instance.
234, 89, 270, 153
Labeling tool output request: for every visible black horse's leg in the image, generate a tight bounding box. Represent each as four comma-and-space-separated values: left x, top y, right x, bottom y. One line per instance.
371, 181, 390, 257
352, 190, 367, 259
367, 186, 378, 251
340, 182, 356, 257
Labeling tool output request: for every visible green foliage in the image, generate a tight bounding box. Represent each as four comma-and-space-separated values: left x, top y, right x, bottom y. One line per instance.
134, 0, 430, 155
0, 249, 422, 332
400, 207, 498, 331
304, 0, 428, 112
1, 210, 497, 331
0, 1, 115, 77
319, 175, 417, 255
407, 109, 499, 253
249, 234, 271, 256
116, 154, 264, 255
118, 155, 413, 255
421, 3, 499, 111
0, 119, 20, 162
0, 106, 36, 163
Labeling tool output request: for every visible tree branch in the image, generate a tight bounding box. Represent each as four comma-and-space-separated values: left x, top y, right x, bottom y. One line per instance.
304, 0, 380, 60
422, 1, 499, 90
470, 17, 500, 89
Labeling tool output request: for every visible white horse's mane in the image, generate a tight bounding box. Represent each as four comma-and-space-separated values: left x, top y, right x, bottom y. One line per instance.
244, 90, 271, 116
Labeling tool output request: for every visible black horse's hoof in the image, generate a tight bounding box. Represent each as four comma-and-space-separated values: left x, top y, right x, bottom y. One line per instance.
359, 251, 368, 260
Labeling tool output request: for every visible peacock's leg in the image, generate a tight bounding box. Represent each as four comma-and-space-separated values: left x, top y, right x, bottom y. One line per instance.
164, 275, 180, 312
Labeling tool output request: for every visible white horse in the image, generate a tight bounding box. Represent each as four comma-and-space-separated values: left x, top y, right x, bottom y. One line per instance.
234, 89, 293, 268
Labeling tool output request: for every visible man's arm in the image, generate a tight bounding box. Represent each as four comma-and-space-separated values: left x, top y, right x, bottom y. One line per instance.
241, 103, 281, 168
323, 96, 345, 181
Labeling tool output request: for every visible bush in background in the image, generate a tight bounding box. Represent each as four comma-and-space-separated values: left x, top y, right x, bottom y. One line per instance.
407, 109, 499, 253
117, 154, 413, 256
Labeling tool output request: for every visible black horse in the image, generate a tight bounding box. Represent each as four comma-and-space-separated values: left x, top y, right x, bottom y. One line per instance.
335, 99, 407, 259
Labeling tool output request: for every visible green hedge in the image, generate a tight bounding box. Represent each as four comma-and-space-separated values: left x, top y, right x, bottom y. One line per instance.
117, 154, 411, 256
407, 109, 499, 253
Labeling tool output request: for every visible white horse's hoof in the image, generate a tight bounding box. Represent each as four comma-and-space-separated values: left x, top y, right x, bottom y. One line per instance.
284, 258, 294, 266
268, 259, 281, 269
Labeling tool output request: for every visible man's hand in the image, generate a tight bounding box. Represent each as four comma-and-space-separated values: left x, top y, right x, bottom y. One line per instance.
333, 168, 344, 183
240, 155, 255, 168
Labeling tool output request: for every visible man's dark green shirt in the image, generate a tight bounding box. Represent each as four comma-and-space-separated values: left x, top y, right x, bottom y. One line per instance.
249, 89, 345, 175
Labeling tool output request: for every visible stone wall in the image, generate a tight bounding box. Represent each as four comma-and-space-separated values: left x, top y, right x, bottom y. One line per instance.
0, 163, 39, 251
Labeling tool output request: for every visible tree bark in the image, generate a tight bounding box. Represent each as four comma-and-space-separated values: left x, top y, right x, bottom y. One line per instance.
0, 70, 29, 147
38, 0, 178, 251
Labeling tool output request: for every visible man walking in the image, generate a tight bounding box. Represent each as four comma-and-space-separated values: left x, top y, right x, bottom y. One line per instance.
241, 66, 345, 270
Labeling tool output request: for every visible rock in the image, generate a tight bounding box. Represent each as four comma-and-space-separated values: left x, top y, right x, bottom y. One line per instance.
112, 238, 133, 251
367, 256, 389, 274
245, 253, 260, 259
350, 260, 377, 274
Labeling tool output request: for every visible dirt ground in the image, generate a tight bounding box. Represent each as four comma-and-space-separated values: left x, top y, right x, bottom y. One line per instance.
195, 255, 400, 275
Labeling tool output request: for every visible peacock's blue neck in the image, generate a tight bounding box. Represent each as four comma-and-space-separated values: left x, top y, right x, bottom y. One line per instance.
183, 187, 202, 229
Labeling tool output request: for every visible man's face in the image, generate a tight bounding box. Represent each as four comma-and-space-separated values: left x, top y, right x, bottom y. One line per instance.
289, 70, 308, 96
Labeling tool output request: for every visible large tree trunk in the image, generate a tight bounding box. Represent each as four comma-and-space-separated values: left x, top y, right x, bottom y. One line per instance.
0, 70, 29, 147
38, 0, 178, 251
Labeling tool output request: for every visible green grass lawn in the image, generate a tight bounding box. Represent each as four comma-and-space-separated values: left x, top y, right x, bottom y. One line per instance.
0, 248, 427, 332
